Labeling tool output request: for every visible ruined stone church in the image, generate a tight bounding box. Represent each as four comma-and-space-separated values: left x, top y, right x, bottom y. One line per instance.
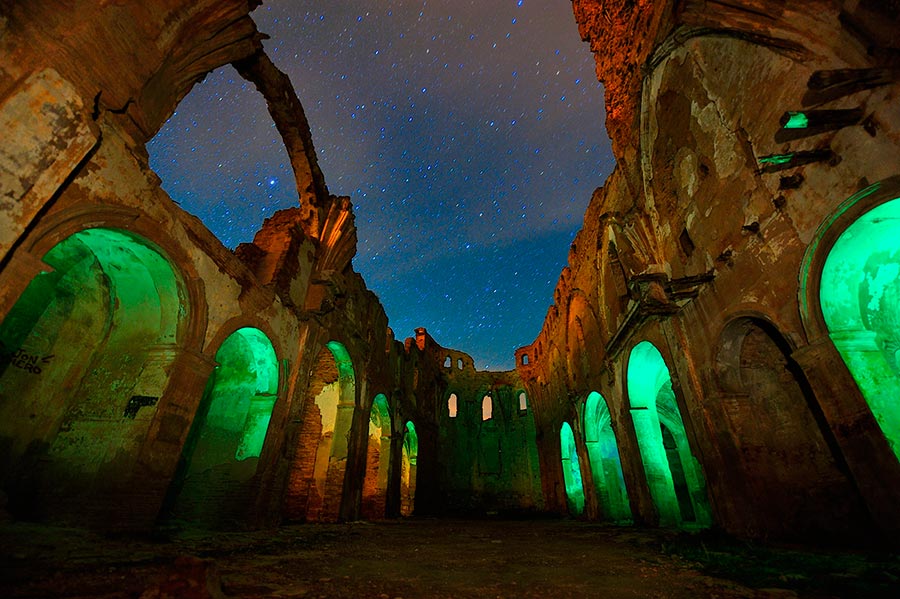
2, 0, 900, 568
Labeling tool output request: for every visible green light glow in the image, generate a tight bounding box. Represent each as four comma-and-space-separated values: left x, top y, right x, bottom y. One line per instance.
627, 341, 710, 527
759, 153, 795, 165
0, 228, 182, 516
403, 420, 418, 464
783, 112, 809, 129
186, 327, 279, 473
560, 421, 585, 516
326, 341, 355, 380
584, 391, 631, 521
821, 196, 900, 462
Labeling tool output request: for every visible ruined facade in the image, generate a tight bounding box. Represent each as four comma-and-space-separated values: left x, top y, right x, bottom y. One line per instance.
1, 0, 899, 549
517, 0, 900, 543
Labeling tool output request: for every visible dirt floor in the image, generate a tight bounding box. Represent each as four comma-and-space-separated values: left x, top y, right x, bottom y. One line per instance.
1, 517, 898, 598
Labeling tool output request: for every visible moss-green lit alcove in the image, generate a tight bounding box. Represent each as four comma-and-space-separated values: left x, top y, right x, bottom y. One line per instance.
821, 196, 900, 463
560, 421, 584, 516
401, 420, 418, 516
0, 228, 182, 521
164, 327, 279, 528
584, 392, 631, 522
626, 341, 710, 528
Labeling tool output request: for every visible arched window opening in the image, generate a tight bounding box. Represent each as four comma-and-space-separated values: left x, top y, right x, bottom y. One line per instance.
626, 341, 710, 527
285, 341, 356, 522
522, 354, 529, 365
457, 358, 464, 370
482, 395, 493, 421
164, 327, 279, 526
560, 422, 585, 516
821, 195, 900, 462
401, 421, 418, 516
444, 355, 452, 368
518, 391, 528, 411
0, 228, 184, 521
362, 394, 392, 519
584, 391, 631, 522
448, 393, 458, 418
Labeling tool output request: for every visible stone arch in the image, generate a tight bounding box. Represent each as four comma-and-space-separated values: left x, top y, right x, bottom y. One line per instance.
400, 420, 418, 516
361, 393, 392, 519
800, 177, 900, 463
559, 421, 585, 516
161, 326, 280, 528
713, 315, 870, 538
0, 226, 190, 522
583, 391, 631, 522
626, 341, 710, 527
284, 340, 357, 522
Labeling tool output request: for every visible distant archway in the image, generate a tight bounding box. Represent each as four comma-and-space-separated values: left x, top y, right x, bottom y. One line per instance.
819, 195, 900, 462
626, 341, 710, 527
361, 394, 392, 519
401, 421, 418, 516
285, 341, 356, 522
163, 327, 279, 527
584, 392, 631, 522
0, 228, 185, 520
560, 421, 585, 516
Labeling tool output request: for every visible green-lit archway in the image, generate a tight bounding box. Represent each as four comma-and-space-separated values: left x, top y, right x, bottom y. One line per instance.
164, 327, 279, 527
626, 341, 710, 527
285, 341, 357, 522
401, 420, 418, 516
560, 421, 585, 516
821, 196, 900, 462
584, 392, 631, 522
0, 228, 183, 520
362, 394, 392, 519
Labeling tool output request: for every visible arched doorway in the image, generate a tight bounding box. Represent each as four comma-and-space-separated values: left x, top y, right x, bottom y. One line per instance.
0, 228, 185, 521
400, 421, 418, 516
560, 421, 584, 516
162, 327, 279, 527
285, 341, 356, 522
584, 392, 631, 522
820, 195, 900, 462
361, 394, 392, 519
715, 317, 869, 538
626, 341, 710, 527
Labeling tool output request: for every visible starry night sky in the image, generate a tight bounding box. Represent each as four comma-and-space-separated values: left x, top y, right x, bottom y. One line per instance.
147, 0, 613, 370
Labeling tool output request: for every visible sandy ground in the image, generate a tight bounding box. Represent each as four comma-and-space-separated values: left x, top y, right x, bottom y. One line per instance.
1, 518, 898, 598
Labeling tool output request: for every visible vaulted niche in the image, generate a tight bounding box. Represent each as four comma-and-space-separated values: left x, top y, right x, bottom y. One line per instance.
362, 394, 392, 519
627, 341, 710, 527
0, 228, 183, 521
285, 341, 356, 522
560, 421, 584, 516
584, 392, 631, 522
821, 196, 900, 462
715, 317, 869, 538
164, 327, 278, 527
401, 421, 418, 516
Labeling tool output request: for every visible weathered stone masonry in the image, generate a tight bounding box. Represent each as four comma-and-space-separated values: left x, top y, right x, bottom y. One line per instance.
517, 0, 900, 543
2, 0, 900, 549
